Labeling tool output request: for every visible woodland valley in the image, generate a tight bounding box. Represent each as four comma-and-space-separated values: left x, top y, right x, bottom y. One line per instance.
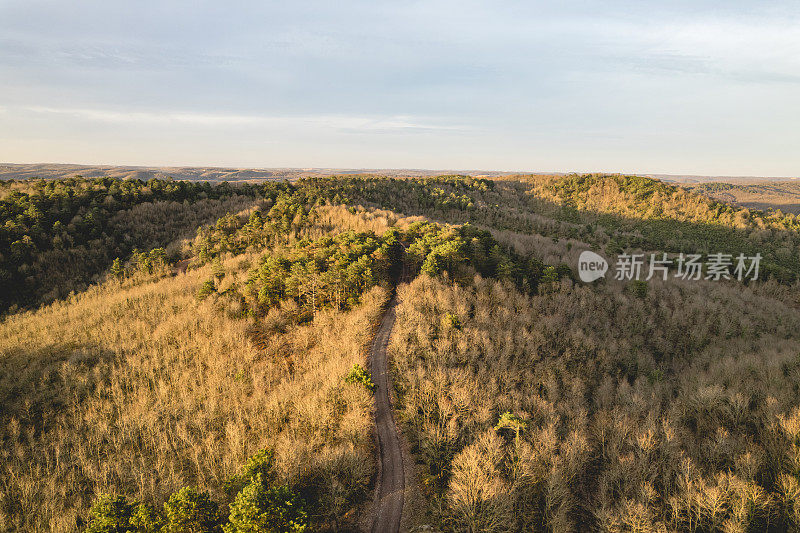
3, 173, 800, 532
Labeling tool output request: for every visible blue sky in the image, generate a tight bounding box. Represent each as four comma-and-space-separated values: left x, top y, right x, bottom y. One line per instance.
1, 0, 799, 175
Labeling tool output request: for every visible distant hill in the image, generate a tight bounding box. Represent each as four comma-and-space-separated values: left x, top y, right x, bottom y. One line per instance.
687, 180, 800, 214
0, 163, 521, 182
650, 173, 799, 183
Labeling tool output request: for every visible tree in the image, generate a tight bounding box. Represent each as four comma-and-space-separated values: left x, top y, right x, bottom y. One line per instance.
224, 448, 276, 497
224, 476, 308, 533
162, 486, 221, 533
198, 279, 217, 300
84, 494, 133, 533
110, 258, 124, 279
130, 503, 165, 532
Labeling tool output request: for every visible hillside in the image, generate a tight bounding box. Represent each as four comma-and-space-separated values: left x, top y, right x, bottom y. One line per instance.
2, 174, 800, 532
0, 253, 384, 531
689, 181, 800, 215
0, 164, 519, 183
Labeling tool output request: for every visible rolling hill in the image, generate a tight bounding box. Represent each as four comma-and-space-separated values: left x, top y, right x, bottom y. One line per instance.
2, 173, 800, 532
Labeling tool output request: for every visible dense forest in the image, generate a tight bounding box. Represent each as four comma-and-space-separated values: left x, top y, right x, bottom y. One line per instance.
298, 174, 800, 282
2, 174, 800, 532
0, 178, 290, 312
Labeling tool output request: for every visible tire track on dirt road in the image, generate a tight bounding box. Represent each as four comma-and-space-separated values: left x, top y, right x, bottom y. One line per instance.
370, 297, 405, 533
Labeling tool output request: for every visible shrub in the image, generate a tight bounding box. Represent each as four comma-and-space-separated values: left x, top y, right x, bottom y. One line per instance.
344, 363, 375, 392
198, 279, 217, 300
224, 448, 276, 497
84, 494, 134, 533
443, 312, 462, 330
224, 476, 308, 533
162, 486, 221, 533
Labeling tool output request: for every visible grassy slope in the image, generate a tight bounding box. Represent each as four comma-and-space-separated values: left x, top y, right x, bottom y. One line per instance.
391, 274, 800, 531
0, 259, 385, 532
3, 174, 800, 531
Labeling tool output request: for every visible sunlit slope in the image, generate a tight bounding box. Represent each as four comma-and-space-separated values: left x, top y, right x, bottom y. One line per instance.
0, 262, 383, 532
305, 174, 800, 281
391, 273, 800, 531
4, 173, 800, 532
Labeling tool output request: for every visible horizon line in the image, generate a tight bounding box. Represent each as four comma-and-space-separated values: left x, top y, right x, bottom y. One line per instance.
1, 161, 798, 182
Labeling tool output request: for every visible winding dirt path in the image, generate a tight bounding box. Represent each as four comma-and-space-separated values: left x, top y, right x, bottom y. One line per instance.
370, 297, 405, 533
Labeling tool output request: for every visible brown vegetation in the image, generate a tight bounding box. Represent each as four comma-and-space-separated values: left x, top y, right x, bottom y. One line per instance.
0, 259, 385, 531
391, 274, 800, 531
4, 173, 800, 532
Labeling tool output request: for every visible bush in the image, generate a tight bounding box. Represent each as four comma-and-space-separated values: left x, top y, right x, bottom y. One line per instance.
84, 494, 134, 533
84, 495, 165, 533
443, 312, 462, 330
162, 486, 221, 533
344, 364, 375, 392
224, 448, 276, 497
198, 279, 217, 300
224, 476, 308, 533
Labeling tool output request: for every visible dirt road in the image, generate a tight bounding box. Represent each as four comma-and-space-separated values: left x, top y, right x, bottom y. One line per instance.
370, 298, 405, 533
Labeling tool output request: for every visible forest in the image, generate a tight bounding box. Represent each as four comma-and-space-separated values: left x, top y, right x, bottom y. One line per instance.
1, 173, 800, 532
0, 177, 291, 312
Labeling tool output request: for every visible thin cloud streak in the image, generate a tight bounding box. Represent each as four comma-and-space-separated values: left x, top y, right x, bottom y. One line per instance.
19, 105, 467, 133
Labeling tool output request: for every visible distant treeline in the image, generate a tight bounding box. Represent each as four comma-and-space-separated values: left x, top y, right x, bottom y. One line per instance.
5, 173, 800, 315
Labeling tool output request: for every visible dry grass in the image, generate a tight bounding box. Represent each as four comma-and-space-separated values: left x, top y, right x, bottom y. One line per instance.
0, 256, 386, 531
313, 204, 427, 235
6, 175, 800, 531
390, 275, 800, 531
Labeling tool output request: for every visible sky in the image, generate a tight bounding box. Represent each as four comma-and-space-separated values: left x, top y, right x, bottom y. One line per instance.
1, 0, 799, 176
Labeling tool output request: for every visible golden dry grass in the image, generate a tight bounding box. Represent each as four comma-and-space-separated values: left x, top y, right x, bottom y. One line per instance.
390, 274, 800, 531
0, 255, 386, 531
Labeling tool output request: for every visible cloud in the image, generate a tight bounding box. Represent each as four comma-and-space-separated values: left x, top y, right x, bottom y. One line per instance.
2, 1, 799, 174
18, 105, 465, 133
612, 17, 800, 84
